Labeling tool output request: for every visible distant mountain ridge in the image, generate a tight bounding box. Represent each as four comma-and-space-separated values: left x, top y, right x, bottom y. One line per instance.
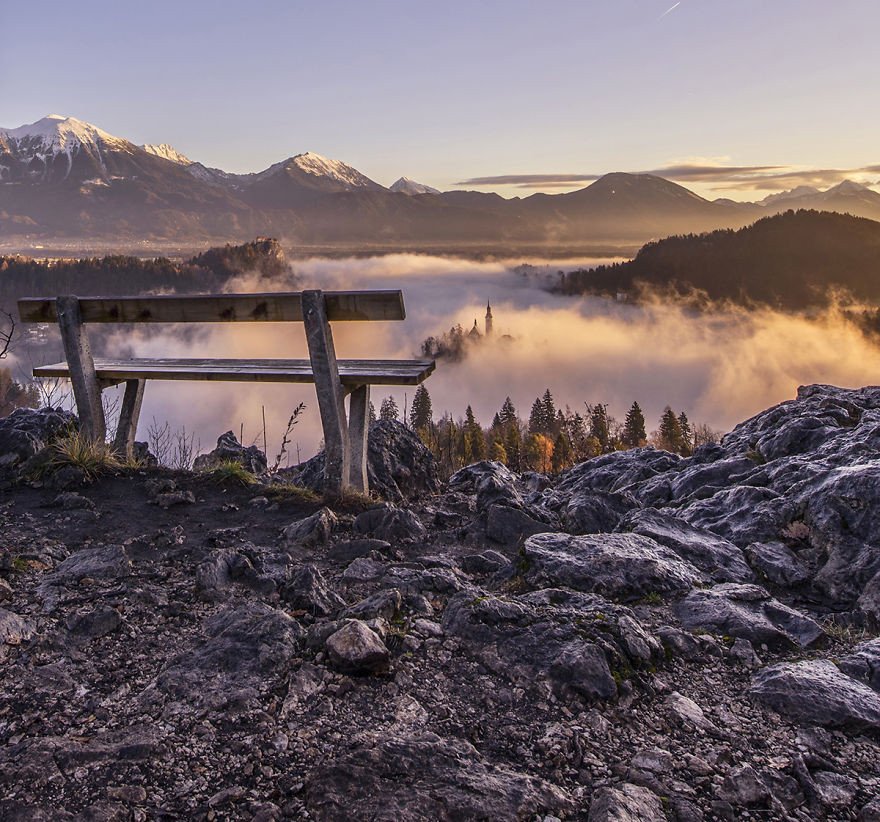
2, 114, 880, 245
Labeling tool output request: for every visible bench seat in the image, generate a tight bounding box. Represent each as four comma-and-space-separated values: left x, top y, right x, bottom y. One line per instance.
34, 357, 435, 386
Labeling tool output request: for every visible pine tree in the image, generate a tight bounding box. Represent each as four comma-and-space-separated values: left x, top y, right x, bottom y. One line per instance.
542, 389, 556, 434
499, 396, 517, 428
504, 425, 522, 470
409, 385, 433, 430
677, 412, 693, 456
528, 397, 545, 434
621, 401, 647, 448
379, 395, 399, 421
369, 401, 377, 424
464, 405, 486, 460
551, 431, 573, 473
658, 406, 684, 453
588, 403, 610, 451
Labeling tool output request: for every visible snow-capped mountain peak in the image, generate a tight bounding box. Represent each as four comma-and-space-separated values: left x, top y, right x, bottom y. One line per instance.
759, 185, 821, 206
1, 115, 127, 153
142, 143, 193, 166
288, 151, 378, 188
822, 179, 869, 197
390, 176, 440, 195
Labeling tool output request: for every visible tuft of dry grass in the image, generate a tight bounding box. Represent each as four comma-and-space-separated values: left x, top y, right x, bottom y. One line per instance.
51, 431, 121, 480
204, 459, 257, 487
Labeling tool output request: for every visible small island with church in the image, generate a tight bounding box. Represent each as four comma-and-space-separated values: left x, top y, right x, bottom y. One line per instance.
419, 300, 513, 362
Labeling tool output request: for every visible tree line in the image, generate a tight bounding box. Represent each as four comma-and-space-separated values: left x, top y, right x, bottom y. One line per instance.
375, 385, 720, 477
555, 209, 880, 310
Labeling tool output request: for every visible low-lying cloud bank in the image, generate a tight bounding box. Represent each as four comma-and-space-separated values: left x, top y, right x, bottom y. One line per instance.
36, 253, 880, 462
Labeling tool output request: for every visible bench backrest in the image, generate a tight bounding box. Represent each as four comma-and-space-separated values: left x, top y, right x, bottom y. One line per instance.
17, 290, 405, 324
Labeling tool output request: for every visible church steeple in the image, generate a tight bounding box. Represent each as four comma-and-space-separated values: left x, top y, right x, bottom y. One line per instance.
485, 299, 494, 336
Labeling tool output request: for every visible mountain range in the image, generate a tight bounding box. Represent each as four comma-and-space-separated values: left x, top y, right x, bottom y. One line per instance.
3, 115, 880, 246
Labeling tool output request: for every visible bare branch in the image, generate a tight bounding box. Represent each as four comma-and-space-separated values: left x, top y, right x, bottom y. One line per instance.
0, 308, 15, 360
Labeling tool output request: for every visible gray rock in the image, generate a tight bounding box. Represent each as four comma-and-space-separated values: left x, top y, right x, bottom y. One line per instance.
296, 420, 439, 501
0, 608, 35, 647
193, 430, 267, 474
329, 538, 391, 563
812, 771, 857, 809
717, 764, 769, 806
342, 556, 386, 582
745, 540, 810, 587
354, 505, 426, 543
553, 448, 681, 496
52, 492, 95, 511
281, 564, 345, 616
443, 588, 661, 703
675, 583, 824, 649
664, 691, 714, 730
524, 532, 702, 602
65, 606, 121, 640
448, 460, 517, 494
43, 545, 131, 587
860, 797, 880, 822
838, 638, 880, 691
324, 620, 389, 674
729, 637, 762, 668
562, 489, 638, 535
620, 509, 754, 583
305, 732, 573, 821
281, 507, 337, 548
0, 407, 77, 463
588, 782, 666, 822
195, 548, 259, 601
143, 602, 304, 711
484, 503, 553, 546
460, 549, 509, 575
342, 589, 402, 621
750, 659, 880, 730
476, 473, 523, 511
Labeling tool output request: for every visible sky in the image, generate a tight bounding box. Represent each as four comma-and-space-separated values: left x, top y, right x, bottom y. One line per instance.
2, 0, 879, 199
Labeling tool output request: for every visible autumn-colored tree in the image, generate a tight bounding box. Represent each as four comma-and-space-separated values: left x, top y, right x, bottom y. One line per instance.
525, 432, 554, 473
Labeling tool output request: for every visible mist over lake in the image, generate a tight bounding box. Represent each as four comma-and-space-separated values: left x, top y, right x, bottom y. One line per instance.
65, 253, 880, 463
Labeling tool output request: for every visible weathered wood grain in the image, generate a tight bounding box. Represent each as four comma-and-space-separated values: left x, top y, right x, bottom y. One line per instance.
302, 289, 350, 492
34, 358, 436, 385
18, 291, 405, 324
56, 296, 106, 442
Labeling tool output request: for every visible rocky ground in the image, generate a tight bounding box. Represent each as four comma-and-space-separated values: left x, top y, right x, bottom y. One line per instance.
1, 385, 880, 820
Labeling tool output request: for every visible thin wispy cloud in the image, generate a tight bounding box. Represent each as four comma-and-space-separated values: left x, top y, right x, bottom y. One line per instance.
457, 161, 880, 193
659, 2, 681, 19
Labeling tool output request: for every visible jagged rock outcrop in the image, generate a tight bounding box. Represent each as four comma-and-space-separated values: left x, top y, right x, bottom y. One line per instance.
296, 420, 439, 500
0, 407, 77, 465
193, 430, 268, 474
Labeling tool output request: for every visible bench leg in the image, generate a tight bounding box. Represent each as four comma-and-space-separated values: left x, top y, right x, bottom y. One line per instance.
56, 295, 106, 442
112, 379, 145, 458
348, 384, 370, 494
302, 289, 350, 494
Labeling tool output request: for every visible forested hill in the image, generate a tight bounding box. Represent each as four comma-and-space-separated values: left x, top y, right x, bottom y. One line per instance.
0, 238, 292, 309
558, 210, 880, 308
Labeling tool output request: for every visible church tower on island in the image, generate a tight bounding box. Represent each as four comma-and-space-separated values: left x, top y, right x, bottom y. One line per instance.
485, 300, 494, 336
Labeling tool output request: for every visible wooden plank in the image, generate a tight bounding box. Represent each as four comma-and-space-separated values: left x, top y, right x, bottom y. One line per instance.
112, 379, 145, 456
302, 290, 350, 493
348, 384, 370, 493
34, 358, 436, 386
56, 296, 106, 442
18, 290, 405, 324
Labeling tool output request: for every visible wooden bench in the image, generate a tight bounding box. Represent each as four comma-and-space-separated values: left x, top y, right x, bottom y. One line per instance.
17, 290, 435, 494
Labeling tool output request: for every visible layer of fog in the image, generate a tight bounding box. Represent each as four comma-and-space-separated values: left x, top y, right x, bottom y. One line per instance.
39, 254, 880, 464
